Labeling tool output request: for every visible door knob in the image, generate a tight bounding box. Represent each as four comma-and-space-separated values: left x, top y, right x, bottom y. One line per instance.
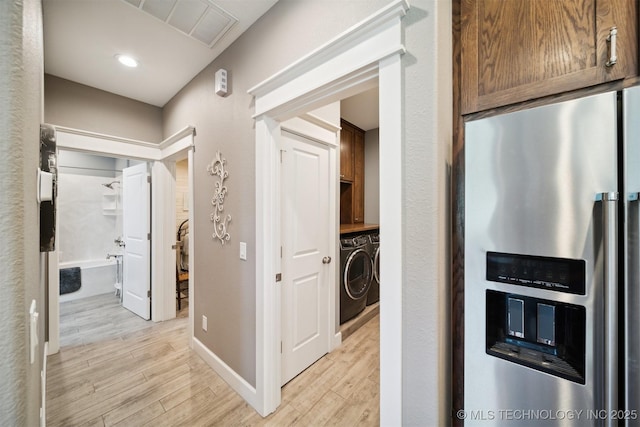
322, 256, 332, 264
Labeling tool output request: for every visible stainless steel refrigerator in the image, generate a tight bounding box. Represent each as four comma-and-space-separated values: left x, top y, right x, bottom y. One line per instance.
464, 87, 640, 425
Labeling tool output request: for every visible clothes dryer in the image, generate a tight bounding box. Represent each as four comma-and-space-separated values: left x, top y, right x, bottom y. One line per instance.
340, 234, 373, 324
366, 233, 380, 305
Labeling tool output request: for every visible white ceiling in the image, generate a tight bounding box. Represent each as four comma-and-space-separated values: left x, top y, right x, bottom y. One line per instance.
43, 0, 279, 107
43, 0, 378, 129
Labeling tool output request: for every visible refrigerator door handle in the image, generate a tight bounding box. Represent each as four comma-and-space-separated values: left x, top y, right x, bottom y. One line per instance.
626, 191, 640, 422
598, 191, 619, 423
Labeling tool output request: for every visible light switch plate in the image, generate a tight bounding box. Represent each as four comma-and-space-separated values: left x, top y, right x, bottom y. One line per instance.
240, 242, 247, 260
37, 169, 54, 203
30, 300, 38, 364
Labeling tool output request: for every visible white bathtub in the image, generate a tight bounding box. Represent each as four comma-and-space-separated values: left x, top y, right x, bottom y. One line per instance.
59, 259, 117, 302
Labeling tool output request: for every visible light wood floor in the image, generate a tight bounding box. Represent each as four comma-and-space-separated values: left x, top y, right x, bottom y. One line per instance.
47, 293, 380, 426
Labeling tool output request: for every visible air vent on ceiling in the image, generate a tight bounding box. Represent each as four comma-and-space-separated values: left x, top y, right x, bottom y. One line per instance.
122, 0, 238, 48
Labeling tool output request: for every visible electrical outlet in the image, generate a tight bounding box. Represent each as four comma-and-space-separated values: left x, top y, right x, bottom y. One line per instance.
202, 315, 208, 332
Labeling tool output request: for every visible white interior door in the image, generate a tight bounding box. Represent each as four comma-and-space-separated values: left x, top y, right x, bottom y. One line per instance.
281, 130, 331, 385
122, 162, 151, 320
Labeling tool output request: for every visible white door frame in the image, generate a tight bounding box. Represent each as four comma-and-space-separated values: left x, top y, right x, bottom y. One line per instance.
47, 125, 195, 354
249, 0, 408, 420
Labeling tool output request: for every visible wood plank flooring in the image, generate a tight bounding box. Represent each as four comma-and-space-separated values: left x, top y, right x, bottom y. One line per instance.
47, 293, 380, 426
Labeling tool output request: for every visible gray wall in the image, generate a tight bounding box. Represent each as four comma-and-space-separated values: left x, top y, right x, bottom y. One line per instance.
0, 0, 45, 424
364, 128, 380, 224
163, 0, 391, 388
44, 74, 163, 142
401, 1, 452, 424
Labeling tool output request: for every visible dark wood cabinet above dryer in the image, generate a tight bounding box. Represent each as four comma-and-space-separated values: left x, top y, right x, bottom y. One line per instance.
340, 119, 365, 224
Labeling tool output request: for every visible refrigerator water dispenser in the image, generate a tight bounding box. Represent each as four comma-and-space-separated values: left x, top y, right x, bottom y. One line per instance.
486, 289, 586, 384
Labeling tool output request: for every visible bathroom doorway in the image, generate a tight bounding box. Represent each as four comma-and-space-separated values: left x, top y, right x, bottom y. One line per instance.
56, 151, 149, 345
47, 125, 196, 355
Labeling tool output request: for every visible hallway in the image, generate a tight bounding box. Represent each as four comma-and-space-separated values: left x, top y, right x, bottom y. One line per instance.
47, 294, 379, 425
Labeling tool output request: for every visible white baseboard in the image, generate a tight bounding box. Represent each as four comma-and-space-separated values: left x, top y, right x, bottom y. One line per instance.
192, 337, 258, 410
332, 331, 342, 351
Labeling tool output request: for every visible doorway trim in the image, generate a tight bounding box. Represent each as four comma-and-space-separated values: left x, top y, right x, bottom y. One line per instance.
48, 125, 195, 354
248, 0, 408, 420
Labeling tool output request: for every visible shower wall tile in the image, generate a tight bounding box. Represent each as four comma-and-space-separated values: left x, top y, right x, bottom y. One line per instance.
58, 174, 122, 263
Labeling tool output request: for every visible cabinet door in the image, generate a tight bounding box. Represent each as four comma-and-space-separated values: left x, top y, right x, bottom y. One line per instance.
353, 129, 365, 223
461, 0, 637, 114
340, 121, 354, 182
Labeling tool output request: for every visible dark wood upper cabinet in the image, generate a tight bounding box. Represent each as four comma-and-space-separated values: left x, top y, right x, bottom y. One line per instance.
461, 0, 638, 114
340, 119, 365, 224
340, 122, 355, 182
352, 129, 365, 223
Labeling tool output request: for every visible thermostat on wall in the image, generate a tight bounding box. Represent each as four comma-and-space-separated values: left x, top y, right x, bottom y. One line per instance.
215, 69, 228, 96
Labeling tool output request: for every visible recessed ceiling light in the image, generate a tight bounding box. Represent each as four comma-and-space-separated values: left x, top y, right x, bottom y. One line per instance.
115, 54, 138, 68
